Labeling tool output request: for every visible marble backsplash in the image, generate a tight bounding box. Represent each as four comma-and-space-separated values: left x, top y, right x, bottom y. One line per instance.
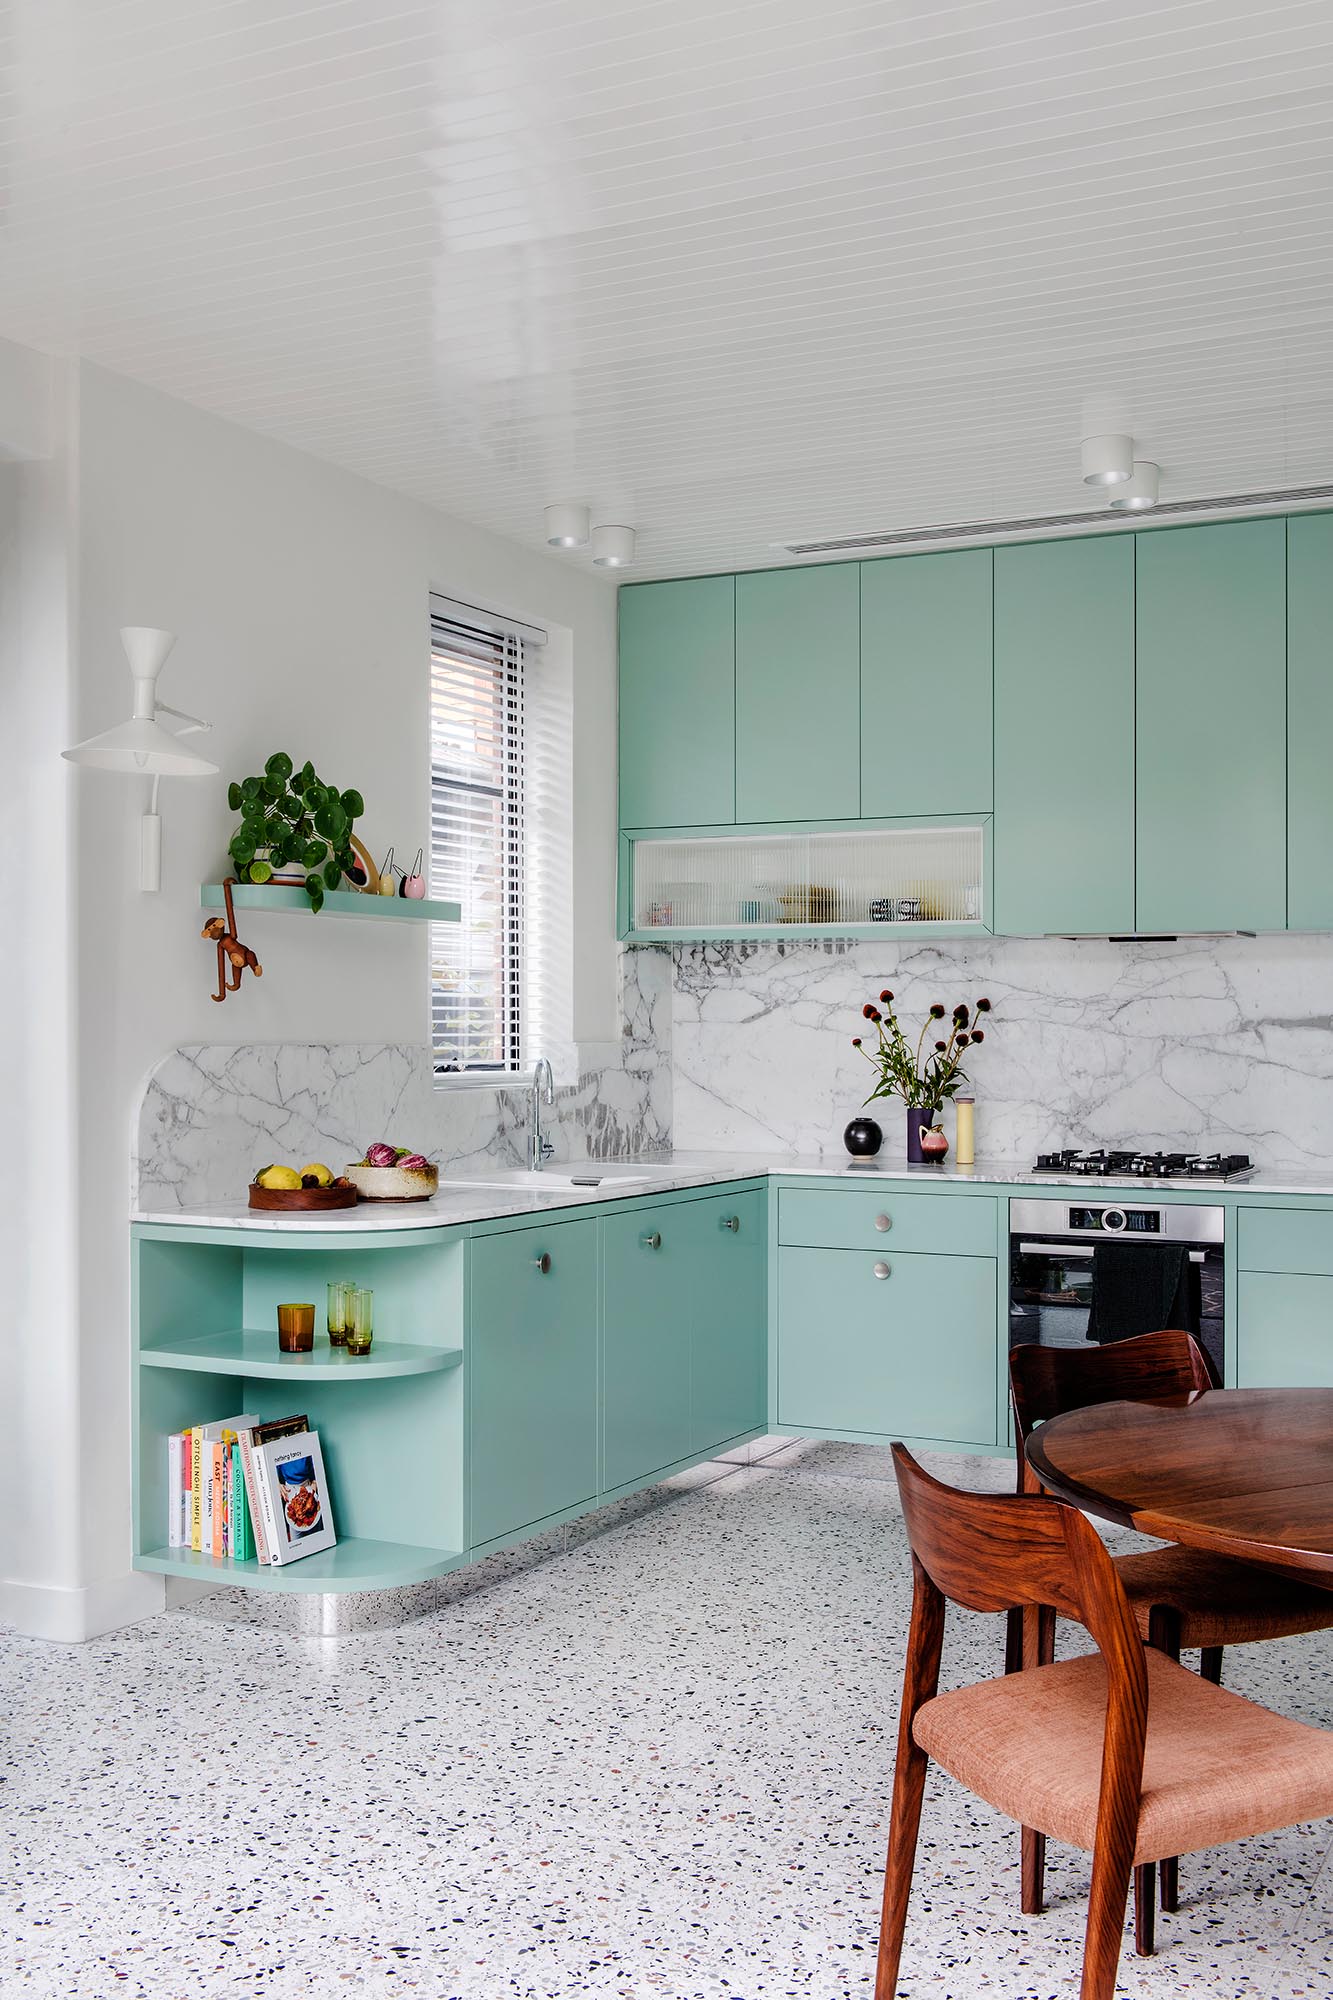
669, 934, 1333, 1171
134, 950, 672, 1210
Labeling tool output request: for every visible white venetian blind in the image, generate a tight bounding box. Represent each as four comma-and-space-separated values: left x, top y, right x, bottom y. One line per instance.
429, 596, 572, 1080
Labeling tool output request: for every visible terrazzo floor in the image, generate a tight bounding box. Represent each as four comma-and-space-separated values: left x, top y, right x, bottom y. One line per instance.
6, 1438, 1333, 2000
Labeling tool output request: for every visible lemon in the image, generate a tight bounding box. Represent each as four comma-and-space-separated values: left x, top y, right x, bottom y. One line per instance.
299, 1162, 334, 1187
257, 1164, 303, 1191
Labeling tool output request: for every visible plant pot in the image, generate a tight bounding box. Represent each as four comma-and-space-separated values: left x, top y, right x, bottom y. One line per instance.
905, 1106, 940, 1165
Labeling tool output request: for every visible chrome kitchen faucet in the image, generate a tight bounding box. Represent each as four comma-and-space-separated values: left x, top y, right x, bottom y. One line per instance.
529, 1057, 555, 1171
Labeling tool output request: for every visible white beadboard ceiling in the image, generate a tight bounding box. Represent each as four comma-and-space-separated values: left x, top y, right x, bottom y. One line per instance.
3, 0, 1333, 578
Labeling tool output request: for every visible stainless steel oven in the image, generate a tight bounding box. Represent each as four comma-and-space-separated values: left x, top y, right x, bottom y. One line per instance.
1008, 1198, 1225, 1382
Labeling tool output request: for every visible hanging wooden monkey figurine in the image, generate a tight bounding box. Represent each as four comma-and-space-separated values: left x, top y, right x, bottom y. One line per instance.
201, 877, 262, 1002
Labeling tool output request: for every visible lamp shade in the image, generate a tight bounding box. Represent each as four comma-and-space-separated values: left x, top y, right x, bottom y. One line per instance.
62, 715, 218, 776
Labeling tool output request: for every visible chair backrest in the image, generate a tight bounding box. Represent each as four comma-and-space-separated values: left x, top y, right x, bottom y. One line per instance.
1009, 1328, 1216, 1493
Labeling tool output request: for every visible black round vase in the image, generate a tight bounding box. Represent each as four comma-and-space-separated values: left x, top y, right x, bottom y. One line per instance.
843, 1116, 883, 1159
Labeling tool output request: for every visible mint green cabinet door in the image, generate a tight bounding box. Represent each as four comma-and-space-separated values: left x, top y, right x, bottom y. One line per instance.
469, 1219, 598, 1546
861, 550, 993, 815
602, 1207, 692, 1490
687, 1190, 766, 1452
777, 1246, 997, 1445
994, 536, 1135, 935
735, 565, 860, 821
1287, 514, 1333, 929
1236, 1271, 1333, 1387
1135, 520, 1286, 933
618, 577, 735, 829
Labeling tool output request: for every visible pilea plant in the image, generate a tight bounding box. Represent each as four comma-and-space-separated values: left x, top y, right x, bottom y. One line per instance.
227, 753, 364, 913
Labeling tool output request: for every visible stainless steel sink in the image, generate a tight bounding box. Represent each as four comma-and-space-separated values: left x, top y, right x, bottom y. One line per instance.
446, 1167, 660, 1191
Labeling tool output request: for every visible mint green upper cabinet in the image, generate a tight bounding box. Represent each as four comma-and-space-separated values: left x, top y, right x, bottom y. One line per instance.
618, 576, 735, 829
735, 564, 860, 822
1135, 520, 1287, 934
993, 535, 1135, 935
602, 1207, 692, 1490
860, 549, 993, 816
1287, 515, 1333, 929
469, 1219, 598, 1547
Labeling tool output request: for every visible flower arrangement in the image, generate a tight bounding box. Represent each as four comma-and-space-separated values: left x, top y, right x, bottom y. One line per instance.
852, 989, 992, 1118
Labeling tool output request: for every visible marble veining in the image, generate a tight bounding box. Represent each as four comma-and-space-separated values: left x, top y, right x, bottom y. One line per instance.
134, 949, 672, 1210
671, 933, 1333, 1171
5, 1441, 1333, 1997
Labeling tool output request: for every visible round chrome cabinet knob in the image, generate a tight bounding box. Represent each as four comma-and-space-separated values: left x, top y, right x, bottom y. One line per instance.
721, 1215, 740, 1232
534, 1251, 552, 1274
875, 1213, 892, 1233
641, 1231, 662, 1250
873, 1260, 891, 1279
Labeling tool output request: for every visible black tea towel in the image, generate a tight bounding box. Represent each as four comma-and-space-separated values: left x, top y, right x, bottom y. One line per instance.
1085, 1241, 1201, 1346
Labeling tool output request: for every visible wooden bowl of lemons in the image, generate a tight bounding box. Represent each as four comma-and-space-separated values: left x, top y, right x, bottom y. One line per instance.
249, 1163, 358, 1211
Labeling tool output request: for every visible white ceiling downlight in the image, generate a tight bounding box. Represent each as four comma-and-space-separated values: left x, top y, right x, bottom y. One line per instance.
1080, 436, 1134, 487
591, 525, 636, 569
1108, 462, 1161, 512
544, 504, 590, 550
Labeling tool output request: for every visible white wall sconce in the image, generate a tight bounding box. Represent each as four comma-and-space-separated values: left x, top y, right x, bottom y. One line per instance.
1080, 435, 1134, 487
544, 503, 590, 548
62, 626, 217, 892
591, 523, 636, 568
1108, 461, 1160, 511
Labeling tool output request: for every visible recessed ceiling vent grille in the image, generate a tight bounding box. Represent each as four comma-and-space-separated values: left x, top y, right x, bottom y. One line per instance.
779, 485, 1333, 558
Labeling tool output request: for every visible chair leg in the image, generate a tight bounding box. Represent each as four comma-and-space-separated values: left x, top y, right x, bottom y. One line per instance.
1133, 1862, 1156, 1955
1146, 1606, 1183, 1916
1022, 1827, 1047, 1915
1018, 1606, 1057, 1912
1080, 1822, 1136, 2000
1200, 1646, 1224, 1685
875, 1741, 931, 2000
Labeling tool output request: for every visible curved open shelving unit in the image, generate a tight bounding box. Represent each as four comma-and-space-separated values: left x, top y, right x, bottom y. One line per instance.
140, 1328, 461, 1381
135, 1538, 466, 1593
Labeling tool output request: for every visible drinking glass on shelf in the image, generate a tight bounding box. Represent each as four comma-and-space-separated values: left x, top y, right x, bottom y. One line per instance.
277, 1302, 315, 1354
346, 1287, 374, 1355
326, 1279, 351, 1347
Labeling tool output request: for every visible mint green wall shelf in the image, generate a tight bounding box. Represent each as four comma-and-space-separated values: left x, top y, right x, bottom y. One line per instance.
139, 1328, 462, 1381
200, 884, 461, 922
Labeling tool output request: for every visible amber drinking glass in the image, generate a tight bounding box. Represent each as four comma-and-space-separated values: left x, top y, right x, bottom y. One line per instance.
326, 1279, 351, 1347
346, 1287, 374, 1355
277, 1302, 315, 1353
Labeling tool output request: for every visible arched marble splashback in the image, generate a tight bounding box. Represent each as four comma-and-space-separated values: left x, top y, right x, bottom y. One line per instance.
669, 933, 1333, 1171
133, 949, 672, 1210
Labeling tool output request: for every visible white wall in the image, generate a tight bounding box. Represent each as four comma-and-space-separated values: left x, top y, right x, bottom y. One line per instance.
3, 356, 618, 1638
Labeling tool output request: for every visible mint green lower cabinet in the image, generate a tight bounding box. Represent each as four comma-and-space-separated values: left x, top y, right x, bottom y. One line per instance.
993, 534, 1135, 935
469, 1218, 598, 1546
687, 1190, 766, 1452
777, 1246, 997, 1445
602, 1208, 693, 1490
1235, 1270, 1333, 1387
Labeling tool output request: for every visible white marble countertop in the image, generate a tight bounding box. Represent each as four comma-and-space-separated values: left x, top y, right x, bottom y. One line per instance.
131, 1149, 1333, 1230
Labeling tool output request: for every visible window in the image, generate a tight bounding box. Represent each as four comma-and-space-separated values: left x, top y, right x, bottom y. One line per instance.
429, 595, 572, 1080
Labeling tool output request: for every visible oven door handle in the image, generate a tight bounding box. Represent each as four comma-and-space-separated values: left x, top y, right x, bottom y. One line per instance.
1016, 1241, 1207, 1262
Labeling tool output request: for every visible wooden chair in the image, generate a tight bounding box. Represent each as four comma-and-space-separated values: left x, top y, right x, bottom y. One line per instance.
1009, 1330, 1333, 1937
877, 1447, 1333, 2000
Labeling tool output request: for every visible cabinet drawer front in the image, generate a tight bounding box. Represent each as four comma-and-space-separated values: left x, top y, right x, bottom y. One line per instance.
1236, 1270, 1333, 1386
778, 1186, 997, 1257
1238, 1208, 1333, 1276
777, 1246, 997, 1445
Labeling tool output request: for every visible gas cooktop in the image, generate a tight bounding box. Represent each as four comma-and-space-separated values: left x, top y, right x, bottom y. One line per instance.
1033, 1149, 1255, 1183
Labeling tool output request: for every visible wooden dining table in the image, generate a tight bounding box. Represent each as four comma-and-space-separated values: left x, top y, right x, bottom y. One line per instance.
1026, 1385, 1333, 1589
